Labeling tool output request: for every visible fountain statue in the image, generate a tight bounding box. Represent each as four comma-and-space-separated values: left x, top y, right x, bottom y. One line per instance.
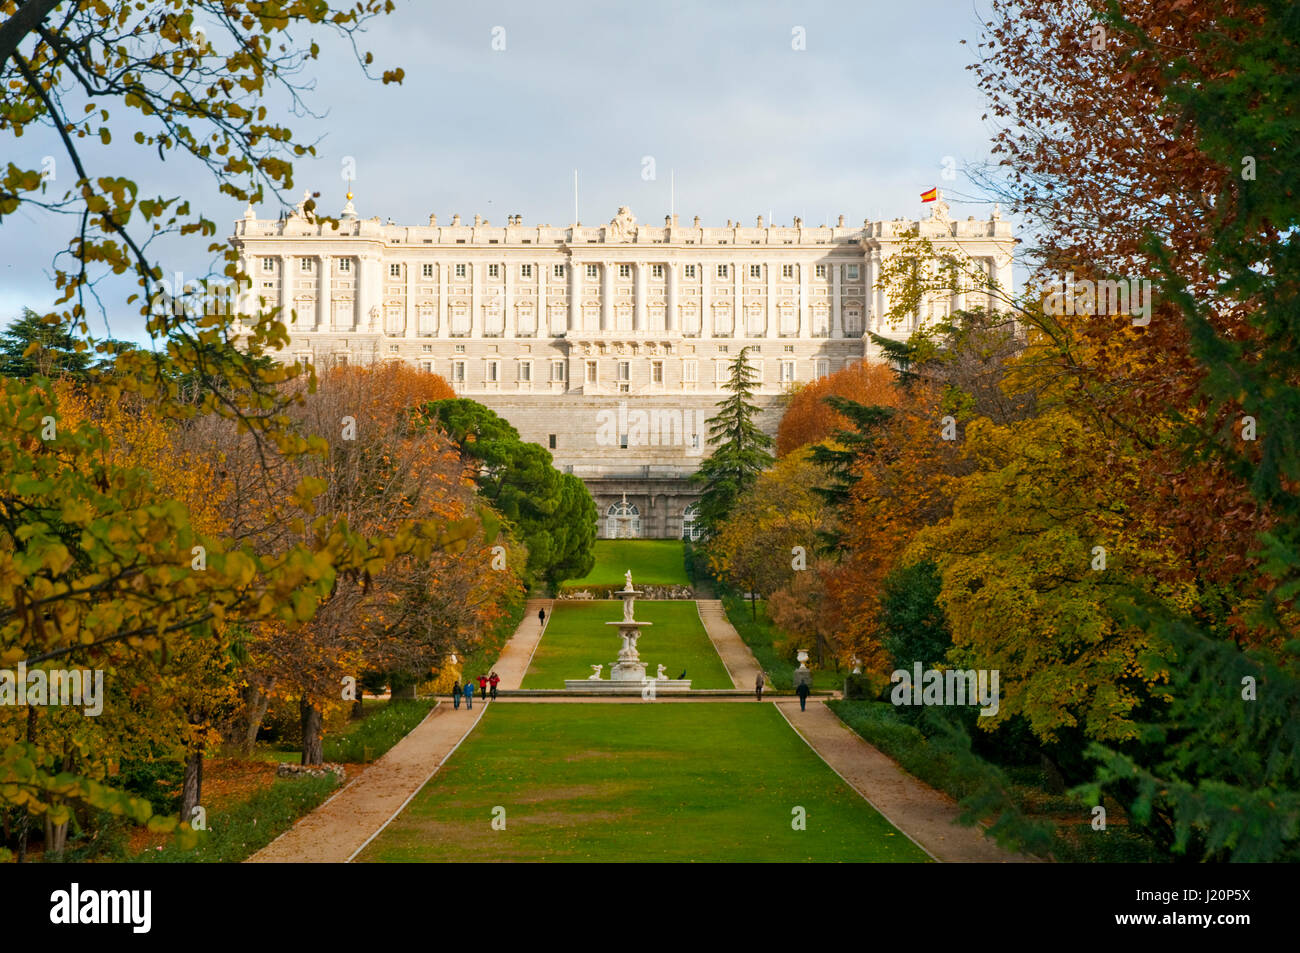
562, 571, 692, 693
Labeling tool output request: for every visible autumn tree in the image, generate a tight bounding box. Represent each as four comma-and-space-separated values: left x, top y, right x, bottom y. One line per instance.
709, 447, 833, 621
0, 0, 427, 854
776, 360, 900, 457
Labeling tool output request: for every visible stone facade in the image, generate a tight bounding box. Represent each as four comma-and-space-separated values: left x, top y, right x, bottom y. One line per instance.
231, 194, 1014, 538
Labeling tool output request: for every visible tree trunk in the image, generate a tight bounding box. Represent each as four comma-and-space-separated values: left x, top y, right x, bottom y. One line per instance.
180, 748, 203, 822
351, 686, 365, 719
300, 696, 323, 766
241, 684, 272, 754
750, 590, 757, 620
44, 811, 68, 859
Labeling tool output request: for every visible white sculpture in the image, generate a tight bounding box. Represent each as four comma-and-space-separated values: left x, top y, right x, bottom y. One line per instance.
608, 205, 636, 242
588, 664, 603, 680
656, 664, 668, 681
624, 569, 634, 591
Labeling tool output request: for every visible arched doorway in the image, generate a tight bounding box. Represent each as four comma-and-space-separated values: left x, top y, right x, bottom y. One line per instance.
682, 502, 703, 542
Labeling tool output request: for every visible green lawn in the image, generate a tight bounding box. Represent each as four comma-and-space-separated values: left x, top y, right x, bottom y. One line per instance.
522, 600, 733, 689
356, 703, 929, 862
562, 539, 689, 591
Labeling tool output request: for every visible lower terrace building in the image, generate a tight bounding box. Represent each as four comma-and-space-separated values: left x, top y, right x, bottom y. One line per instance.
232, 193, 1015, 538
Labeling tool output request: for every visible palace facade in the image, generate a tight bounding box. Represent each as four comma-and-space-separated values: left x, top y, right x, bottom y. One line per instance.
231, 194, 1015, 539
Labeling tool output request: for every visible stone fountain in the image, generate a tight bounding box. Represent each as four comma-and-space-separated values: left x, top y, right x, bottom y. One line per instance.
564, 570, 692, 693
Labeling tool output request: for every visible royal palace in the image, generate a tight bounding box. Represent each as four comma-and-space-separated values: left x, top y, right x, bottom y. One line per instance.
231, 193, 1015, 538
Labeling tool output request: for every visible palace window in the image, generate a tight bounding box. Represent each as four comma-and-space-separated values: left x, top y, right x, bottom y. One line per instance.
815, 264, 826, 278
519, 361, 532, 382
846, 264, 860, 280
486, 360, 500, 383
784, 344, 794, 353
422, 344, 433, 352
301, 258, 313, 272
684, 264, 696, 279
421, 360, 433, 373
816, 358, 830, 378
554, 264, 565, 278
452, 361, 466, 382
683, 360, 697, 383
488, 264, 500, 279
551, 361, 566, 381
455, 344, 466, 353
782, 264, 794, 279
716, 264, 729, 279
780, 360, 796, 383
455, 263, 467, 279
617, 361, 630, 381
262, 258, 275, 272
750, 264, 762, 279
652, 360, 664, 385
586, 264, 599, 279
521, 263, 533, 278
651, 264, 664, 279
619, 264, 631, 279
585, 361, 598, 384
422, 263, 434, 278
548, 434, 557, 449
339, 259, 351, 273
389, 263, 401, 278
388, 345, 400, 352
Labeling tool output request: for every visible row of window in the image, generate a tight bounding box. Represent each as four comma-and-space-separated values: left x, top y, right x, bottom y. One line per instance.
434, 357, 829, 385
262, 259, 861, 281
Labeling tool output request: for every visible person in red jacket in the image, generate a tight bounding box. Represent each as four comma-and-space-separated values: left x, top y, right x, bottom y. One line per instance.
478, 674, 489, 701
489, 671, 500, 699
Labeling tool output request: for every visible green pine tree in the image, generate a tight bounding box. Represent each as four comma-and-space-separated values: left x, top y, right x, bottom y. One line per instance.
0, 308, 92, 379
691, 346, 774, 538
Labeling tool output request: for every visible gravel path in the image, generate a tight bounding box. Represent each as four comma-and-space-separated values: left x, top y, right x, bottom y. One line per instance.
695, 598, 764, 689
772, 697, 1032, 862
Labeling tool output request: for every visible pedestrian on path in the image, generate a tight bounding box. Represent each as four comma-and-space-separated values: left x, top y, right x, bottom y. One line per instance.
478, 674, 488, 700
755, 671, 765, 701
796, 680, 811, 711
538, 607, 546, 626
489, 671, 500, 699
463, 680, 474, 709
452, 680, 462, 710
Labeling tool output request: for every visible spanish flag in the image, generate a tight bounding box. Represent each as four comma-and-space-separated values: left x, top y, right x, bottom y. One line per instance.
920, 187, 939, 203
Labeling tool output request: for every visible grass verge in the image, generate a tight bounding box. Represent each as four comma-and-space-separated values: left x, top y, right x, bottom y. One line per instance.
357, 703, 929, 862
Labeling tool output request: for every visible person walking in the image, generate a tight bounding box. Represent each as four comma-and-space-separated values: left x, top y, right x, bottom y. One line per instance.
796, 680, 811, 711
452, 680, 462, 710
477, 674, 489, 701
538, 607, 546, 626
489, 671, 500, 700
463, 679, 474, 710
755, 671, 765, 701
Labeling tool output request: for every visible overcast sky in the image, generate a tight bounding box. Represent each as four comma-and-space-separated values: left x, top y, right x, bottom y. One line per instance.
1, 0, 1006, 344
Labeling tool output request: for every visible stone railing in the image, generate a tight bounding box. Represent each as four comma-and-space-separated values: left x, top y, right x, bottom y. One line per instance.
559, 584, 694, 601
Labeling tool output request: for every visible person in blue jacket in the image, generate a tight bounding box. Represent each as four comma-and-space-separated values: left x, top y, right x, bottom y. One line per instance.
463, 679, 475, 709
452, 680, 462, 710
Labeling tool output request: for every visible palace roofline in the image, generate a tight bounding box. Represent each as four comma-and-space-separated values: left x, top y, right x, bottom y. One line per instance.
234, 195, 1014, 245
